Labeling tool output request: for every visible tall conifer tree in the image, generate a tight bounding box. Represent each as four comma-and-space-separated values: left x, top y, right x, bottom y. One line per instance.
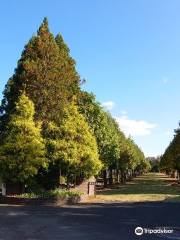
55, 33, 82, 96
0, 18, 82, 128
44, 100, 102, 188
0, 93, 46, 182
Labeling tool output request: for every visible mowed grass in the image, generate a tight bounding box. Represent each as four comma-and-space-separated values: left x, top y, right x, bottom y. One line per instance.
95, 173, 180, 202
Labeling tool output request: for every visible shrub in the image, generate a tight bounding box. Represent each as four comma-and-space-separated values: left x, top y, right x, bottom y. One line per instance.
20, 189, 84, 198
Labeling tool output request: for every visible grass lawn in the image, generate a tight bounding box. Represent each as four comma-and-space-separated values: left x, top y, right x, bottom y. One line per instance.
95, 172, 180, 202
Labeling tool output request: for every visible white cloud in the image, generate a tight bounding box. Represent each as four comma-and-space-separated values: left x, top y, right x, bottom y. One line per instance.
121, 110, 127, 115
102, 101, 116, 110
166, 131, 173, 135
114, 116, 157, 136
163, 77, 171, 83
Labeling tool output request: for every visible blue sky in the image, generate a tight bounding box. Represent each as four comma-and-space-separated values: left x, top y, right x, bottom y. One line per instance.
1, 0, 180, 157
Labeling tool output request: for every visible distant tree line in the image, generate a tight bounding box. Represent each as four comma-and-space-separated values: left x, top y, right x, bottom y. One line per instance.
146, 156, 161, 172
0, 18, 151, 191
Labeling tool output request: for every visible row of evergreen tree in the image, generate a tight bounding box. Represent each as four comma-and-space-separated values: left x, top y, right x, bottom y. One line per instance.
0, 18, 150, 190
159, 124, 180, 178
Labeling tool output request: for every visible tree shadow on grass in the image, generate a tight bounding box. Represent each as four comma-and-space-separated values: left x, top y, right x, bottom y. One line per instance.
97, 173, 180, 200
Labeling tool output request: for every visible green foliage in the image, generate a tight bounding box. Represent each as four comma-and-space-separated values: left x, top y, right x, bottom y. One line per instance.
20, 189, 83, 198
60, 175, 66, 184
160, 126, 180, 173
0, 17, 81, 125
78, 91, 148, 176
0, 93, 47, 182
45, 100, 103, 178
147, 156, 161, 172
0, 18, 149, 188
55, 33, 82, 94
78, 91, 120, 169
118, 136, 150, 174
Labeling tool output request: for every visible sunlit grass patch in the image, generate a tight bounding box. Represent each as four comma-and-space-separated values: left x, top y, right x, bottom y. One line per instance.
95, 173, 180, 202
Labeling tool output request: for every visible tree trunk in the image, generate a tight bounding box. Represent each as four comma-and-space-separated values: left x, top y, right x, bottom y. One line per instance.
129, 170, 132, 180
67, 174, 70, 190
177, 169, 180, 180
116, 169, 119, 183
58, 170, 61, 188
120, 169, 125, 184
103, 170, 108, 188
109, 168, 113, 185
171, 170, 175, 178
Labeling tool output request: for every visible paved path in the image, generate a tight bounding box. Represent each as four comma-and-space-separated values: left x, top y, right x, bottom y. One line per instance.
0, 202, 180, 240
1, 173, 180, 240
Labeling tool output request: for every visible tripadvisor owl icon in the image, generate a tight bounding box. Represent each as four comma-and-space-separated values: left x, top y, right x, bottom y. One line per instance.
135, 227, 143, 235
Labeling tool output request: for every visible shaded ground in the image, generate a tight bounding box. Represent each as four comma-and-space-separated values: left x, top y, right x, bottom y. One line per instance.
95, 172, 180, 202
1, 173, 180, 240
0, 202, 180, 240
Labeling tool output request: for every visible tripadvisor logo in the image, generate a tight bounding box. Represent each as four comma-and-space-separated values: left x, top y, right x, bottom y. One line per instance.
135, 227, 143, 235
135, 227, 174, 235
